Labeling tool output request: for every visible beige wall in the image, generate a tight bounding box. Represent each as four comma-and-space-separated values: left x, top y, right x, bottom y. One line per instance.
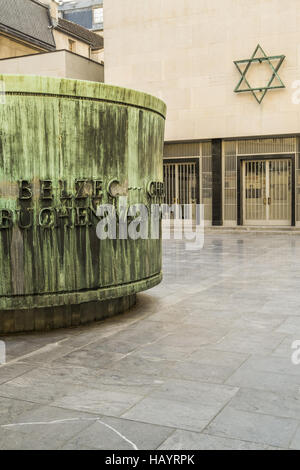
53, 30, 91, 58
91, 48, 104, 63
64, 50, 104, 81
0, 50, 104, 83
105, 0, 300, 141
0, 35, 42, 59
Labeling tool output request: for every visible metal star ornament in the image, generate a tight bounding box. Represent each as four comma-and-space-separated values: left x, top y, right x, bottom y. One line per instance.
234, 44, 285, 104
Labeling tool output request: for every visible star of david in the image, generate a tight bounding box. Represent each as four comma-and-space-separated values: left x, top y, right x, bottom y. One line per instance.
234, 44, 285, 104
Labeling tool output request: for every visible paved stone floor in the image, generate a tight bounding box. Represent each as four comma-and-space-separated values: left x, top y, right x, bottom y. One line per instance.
1, 233, 300, 450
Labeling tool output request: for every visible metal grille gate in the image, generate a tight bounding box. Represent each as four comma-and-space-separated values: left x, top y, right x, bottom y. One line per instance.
243, 159, 292, 225
163, 162, 198, 218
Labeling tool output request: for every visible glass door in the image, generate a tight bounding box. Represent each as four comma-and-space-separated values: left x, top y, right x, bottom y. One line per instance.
244, 160, 267, 225
243, 159, 291, 226
163, 161, 198, 219
268, 160, 291, 225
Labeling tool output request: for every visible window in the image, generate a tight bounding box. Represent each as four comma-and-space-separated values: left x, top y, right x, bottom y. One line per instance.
93, 7, 103, 24
68, 39, 76, 53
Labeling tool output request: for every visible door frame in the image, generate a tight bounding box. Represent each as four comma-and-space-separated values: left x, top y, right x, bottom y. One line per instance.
237, 154, 295, 226
163, 158, 200, 204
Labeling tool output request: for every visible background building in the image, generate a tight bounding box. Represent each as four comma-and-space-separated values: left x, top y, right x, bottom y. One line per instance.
59, 0, 104, 36
105, 0, 300, 227
0, 0, 104, 81
0, 0, 56, 58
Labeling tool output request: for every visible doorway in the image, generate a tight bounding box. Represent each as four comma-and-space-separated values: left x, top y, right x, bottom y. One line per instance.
163, 160, 199, 219
243, 158, 292, 226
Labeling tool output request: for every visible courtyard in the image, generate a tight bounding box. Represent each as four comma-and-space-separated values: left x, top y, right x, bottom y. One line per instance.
0, 232, 300, 450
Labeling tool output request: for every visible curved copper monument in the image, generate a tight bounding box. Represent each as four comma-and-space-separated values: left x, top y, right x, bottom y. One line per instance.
0, 75, 166, 333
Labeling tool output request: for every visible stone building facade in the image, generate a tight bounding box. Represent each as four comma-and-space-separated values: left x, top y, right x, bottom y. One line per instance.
105, 0, 300, 227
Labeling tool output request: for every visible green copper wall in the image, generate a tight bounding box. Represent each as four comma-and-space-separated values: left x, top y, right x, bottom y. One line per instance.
0, 75, 166, 333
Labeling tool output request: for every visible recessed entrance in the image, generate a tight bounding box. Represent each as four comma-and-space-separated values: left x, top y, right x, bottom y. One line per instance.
243, 159, 292, 226
163, 160, 199, 218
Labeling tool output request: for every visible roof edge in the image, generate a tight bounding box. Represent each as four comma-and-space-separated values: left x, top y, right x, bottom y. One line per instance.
55, 24, 103, 48
0, 23, 56, 51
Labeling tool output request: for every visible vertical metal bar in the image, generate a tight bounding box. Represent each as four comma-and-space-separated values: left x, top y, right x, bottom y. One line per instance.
168, 165, 170, 204
165, 165, 168, 204
285, 160, 287, 220
245, 161, 247, 221
179, 164, 181, 206
169, 165, 171, 205
268, 160, 271, 221
184, 163, 186, 206
183, 164, 185, 206
188, 164, 191, 204
283, 160, 285, 220
181, 164, 183, 206
180, 164, 182, 205
188, 163, 190, 205
170, 165, 172, 205
250, 161, 252, 221
289, 159, 291, 221
249, 161, 252, 221
255, 161, 257, 221
185, 164, 188, 205
173, 164, 175, 204
174, 164, 176, 204
184, 164, 186, 205
248, 161, 250, 221
276, 160, 278, 221
280, 160, 282, 221
284, 160, 286, 220
277, 160, 279, 221
179, 165, 184, 204
265, 161, 267, 222
286, 160, 288, 220
253, 161, 256, 221
169, 165, 171, 204
186, 164, 188, 205
185, 164, 188, 207
252, 161, 254, 220
170, 165, 172, 204
165, 165, 167, 204
258, 161, 260, 220
279, 160, 281, 221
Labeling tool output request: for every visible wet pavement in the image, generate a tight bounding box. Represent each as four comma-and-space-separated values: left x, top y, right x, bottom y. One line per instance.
1, 233, 300, 449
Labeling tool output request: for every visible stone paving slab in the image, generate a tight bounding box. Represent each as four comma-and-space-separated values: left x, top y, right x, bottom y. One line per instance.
158, 429, 280, 450
204, 406, 298, 448
61, 416, 173, 450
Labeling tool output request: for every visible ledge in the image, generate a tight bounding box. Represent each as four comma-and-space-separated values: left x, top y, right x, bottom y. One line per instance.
0, 74, 167, 119
0, 272, 163, 311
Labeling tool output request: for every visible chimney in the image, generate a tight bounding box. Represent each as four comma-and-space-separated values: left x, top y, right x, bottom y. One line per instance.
39, 0, 59, 23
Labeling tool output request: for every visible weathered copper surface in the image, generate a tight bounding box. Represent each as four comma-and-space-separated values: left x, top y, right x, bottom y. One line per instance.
0, 75, 166, 332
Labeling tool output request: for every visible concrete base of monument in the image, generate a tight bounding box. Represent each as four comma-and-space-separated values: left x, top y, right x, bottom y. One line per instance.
0, 294, 137, 334
0, 272, 163, 334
